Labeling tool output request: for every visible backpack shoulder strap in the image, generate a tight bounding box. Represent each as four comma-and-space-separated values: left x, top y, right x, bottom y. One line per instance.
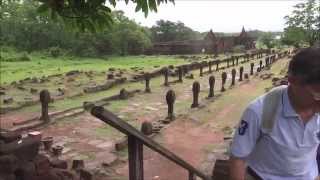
261, 85, 286, 132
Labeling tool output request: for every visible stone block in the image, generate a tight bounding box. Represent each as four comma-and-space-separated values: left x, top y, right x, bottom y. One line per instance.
50, 159, 68, 169
34, 154, 51, 175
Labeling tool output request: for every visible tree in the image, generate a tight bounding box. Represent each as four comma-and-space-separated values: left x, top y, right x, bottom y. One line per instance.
283, 0, 320, 46
281, 27, 308, 48
258, 32, 276, 49
150, 20, 201, 42
1, 0, 174, 32
0, 0, 152, 56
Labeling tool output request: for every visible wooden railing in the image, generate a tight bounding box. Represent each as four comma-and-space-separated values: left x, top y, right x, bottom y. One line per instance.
91, 106, 211, 180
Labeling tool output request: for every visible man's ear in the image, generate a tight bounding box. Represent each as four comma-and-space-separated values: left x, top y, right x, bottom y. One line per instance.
287, 75, 296, 85
288, 75, 301, 86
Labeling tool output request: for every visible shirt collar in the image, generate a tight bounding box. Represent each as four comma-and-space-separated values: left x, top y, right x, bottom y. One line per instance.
282, 87, 300, 118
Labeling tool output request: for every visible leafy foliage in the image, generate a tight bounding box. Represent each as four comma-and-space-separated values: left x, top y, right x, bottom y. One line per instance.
0, 0, 152, 56
150, 20, 203, 42
258, 32, 276, 49
283, 0, 320, 46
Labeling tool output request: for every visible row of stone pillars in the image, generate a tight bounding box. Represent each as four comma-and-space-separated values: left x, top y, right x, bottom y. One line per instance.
164, 62, 265, 119
164, 53, 287, 120
160, 55, 264, 87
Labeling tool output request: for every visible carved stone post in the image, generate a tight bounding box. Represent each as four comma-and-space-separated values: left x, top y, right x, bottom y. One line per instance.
208, 76, 215, 98
216, 60, 220, 71
232, 56, 235, 66
163, 67, 169, 86
236, 57, 239, 65
221, 72, 227, 92
259, 60, 263, 70
208, 61, 212, 73
145, 73, 151, 93
250, 63, 254, 75
239, 66, 244, 81
244, 73, 249, 80
166, 90, 176, 120
231, 69, 236, 86
178, 67, 183, 83
191, 81, 200, 108
184, 65, 189, 74
227, 59, 230, 68
40, 89, 50, 122
265, 57, 269, 67
199, 63, 203, 77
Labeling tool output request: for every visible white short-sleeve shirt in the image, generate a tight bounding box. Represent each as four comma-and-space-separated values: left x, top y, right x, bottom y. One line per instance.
231, 86, 320, 180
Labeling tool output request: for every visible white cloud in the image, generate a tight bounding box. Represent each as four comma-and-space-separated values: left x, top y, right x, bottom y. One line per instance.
113, 0, 304, 33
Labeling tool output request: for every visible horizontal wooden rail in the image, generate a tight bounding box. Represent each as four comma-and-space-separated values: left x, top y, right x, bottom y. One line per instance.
91, 106, 211, 180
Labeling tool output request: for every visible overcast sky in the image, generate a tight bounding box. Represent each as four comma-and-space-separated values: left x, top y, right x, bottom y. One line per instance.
113, 0, 303, 33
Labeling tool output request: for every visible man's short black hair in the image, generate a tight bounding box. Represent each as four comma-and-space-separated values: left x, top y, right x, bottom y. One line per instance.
288, 47, 320, 84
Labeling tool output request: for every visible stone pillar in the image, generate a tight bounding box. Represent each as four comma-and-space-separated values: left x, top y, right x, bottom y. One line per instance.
40, 89, 50, 122
265, 57, 269, 67
145, 73, 151, 93
231, 69, 236, 86
216, 60, 220, 71
163, 67, 169, 86
191, 81, 200, 108
259, 60, 263, 70
239, 66, 244, 81
232, 56, 235, 66
250, 63, 254, 75
244, 73, 249, 80
208, 61, 212, 73
221, 72, 227, 92
208, 76, 215, 98
236, 57, 239, 65
257, 67, 261, 73
227, 59, 230, 68
178, 67, 183, 83
166, 90, 176, 120
141, 121, 153, 135
199, 63, 203, 77
184, 65, 189, 74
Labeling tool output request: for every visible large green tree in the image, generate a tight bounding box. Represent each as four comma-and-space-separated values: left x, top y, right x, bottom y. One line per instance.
283, 0, 320, 46
150, 20, 202, 42
0, 0, 152, 55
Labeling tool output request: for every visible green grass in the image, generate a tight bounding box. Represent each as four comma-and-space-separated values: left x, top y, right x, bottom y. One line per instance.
0, 50, 186, 84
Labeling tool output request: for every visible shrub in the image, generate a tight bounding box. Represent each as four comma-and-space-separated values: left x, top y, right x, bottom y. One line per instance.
232, 45, 246, 53
49, 47, 62, 58
19, 53, 31, 61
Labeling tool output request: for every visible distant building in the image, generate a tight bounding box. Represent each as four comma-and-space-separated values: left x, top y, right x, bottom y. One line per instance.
145, 27, 256, 55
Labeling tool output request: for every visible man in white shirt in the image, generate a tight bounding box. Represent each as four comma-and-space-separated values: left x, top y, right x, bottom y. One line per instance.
230, 47, 320, 180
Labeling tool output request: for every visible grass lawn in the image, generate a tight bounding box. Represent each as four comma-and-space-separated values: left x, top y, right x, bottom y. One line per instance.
0, 49, 186, 85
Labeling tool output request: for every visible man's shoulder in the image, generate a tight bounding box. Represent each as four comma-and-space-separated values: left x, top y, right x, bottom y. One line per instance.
246, 94, 266, 118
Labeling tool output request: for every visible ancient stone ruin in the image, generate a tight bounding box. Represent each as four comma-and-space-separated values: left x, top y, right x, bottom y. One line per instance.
144, 73, 151, 93
0, 130, 92, 180
191, 81, 200, 108
231, 69, 236, 86
239, 66, 244, 81
208, 76, 215, 98
250, 63, 254, 75
39, 90, 50, 122
166, 90, 176, 121
163, 67, 169, 86
221, 72, 227, 92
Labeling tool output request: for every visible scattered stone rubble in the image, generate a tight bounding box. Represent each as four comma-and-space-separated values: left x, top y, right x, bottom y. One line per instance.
0, 130, 92, 180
